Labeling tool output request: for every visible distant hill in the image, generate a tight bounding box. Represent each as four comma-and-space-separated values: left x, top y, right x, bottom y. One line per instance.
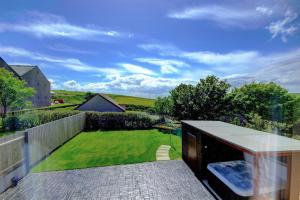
291, 93, 300, 97
51, 90, 155, 107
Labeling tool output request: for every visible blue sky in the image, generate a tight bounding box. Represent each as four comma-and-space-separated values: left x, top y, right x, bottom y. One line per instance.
0, 0, 299, 98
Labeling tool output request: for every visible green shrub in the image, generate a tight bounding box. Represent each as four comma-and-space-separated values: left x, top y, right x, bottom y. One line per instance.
3, 116, 20, 131
17, 113, 40, 129
34, 110, 79, 124
85, 112, 162, 130
245, 113, 293, 137
4, 110, 80, 131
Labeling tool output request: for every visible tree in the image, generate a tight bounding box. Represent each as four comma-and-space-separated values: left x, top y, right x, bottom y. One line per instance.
193, 75, 230, 120
84, 92, 96, 101
169, 76, 231, 120
170, 83, 195, 120
0, 68, 35, 124
229, 82, 299, 125
154, 96, 173, 117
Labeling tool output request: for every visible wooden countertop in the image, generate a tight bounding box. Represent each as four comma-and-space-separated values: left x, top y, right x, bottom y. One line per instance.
182, 120, 300, 155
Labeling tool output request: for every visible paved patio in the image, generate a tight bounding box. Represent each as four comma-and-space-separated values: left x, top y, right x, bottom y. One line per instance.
0, 160, 214, 200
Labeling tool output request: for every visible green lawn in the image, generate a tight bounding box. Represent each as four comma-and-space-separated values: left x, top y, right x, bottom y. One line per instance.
52, 90, 155, 107
32, 129, 181, 172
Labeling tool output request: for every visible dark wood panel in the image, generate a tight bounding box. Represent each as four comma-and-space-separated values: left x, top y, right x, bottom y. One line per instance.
187, 132, 197, 172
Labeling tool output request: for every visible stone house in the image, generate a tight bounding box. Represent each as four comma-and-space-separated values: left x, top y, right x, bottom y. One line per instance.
0, 57, 51, 107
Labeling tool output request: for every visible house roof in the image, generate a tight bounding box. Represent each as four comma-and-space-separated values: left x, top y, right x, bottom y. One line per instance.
0, 57, 21, 78
9, 65, 36, 76
76, 93, 125, 112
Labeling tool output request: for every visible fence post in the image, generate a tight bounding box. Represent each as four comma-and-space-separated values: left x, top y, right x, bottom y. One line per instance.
24, 131, 30, 174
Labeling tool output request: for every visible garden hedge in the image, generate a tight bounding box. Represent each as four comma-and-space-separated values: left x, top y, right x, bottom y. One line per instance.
85, 112, 163, 130
4, 110, 80, 131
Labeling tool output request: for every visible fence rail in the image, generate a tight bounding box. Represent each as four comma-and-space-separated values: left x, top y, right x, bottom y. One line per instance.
0, 112, 86, 193
27, 112, 85, 167
0, 135, 24, 175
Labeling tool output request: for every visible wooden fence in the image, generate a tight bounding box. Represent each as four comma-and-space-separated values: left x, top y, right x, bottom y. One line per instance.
26, 112, 85, 167
0, 132, 24, 177
0, 112, 86, 193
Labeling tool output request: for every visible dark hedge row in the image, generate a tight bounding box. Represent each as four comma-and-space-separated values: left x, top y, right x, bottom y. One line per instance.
85, 112, 163, 130
4, 110, 80, 131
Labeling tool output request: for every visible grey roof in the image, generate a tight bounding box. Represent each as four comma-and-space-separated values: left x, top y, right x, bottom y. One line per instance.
99, 93, 126, 112
182, 120, 300, 154
0, 57, 21, 78
76, 93, 125, 112
9, 65, 36, 76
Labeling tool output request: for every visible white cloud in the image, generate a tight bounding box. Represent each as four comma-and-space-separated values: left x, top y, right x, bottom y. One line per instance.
60, 74, 193, 97
221, 48, 300, 92
138, 43, 179, 52
225, 60, 300, 92
266, 10, 298, 42
48, 78, 59, 89
167, 5, 265, 27
47, 44, 96, 54
0, 45, 120, 75
119, 63, 156, 75
139, 43, 300, 92
0, 12, 128, 41
138, 43, 259, 72
256, 6, 273, 16
160, 65, 178, 74
167, 4, 298, 42
0, 46, 34, 57
63, 80, 81, 90
135, 58, 189, 74
180, 51, 259, 67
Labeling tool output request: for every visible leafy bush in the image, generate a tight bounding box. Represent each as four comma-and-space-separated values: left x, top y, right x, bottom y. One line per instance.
85, 112, 163, 130
228, 82, 299, 124
154, 96, 173, 116
4, 110, 80, 131
245, 113, 293, 137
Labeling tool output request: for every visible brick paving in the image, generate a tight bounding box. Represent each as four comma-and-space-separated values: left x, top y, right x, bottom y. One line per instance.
0, 161, 214, 200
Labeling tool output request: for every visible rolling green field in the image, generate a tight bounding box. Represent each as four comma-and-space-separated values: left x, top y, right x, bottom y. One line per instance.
52, 90, 155, 107
32, 129, 181, 172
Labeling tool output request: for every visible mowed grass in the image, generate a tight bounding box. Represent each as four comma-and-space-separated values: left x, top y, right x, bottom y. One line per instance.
32, 129, 181, 172
52, 90, 155, 107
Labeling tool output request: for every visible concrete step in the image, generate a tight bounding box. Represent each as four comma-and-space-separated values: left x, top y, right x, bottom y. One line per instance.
156, 145, 171, 161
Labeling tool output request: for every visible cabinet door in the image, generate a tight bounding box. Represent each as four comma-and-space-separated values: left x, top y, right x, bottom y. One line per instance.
187, 132, 197, 172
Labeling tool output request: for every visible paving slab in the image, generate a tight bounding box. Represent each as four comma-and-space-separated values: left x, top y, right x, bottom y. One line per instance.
156, 145, 171, 161
0, 161, 214, 200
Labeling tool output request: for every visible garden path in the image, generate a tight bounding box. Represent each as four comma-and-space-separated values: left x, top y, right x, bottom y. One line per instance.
156, 145, 171, 160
